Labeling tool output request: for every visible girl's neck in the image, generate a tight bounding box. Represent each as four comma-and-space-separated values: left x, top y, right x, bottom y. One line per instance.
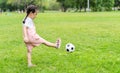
28, 16, 33, 19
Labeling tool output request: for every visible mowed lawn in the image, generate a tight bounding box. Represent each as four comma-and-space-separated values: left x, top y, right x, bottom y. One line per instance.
0, 12, 120, 73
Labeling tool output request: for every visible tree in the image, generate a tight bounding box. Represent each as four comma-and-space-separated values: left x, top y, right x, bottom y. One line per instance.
90, 0, 114, 11
114, 0, 120, 10
103, 0, 114, 11
90, 0, 103, 11
74, 0, 83, 12
0, 0, 7, 11
9, 0, 34, 10
82, 0, 87, 12
57, 0, 74, 12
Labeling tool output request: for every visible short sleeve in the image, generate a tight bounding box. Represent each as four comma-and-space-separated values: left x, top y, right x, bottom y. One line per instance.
23, 17, 34, 28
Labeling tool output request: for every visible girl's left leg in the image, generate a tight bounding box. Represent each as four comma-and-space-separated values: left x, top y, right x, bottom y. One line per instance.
26, 43, 36, 67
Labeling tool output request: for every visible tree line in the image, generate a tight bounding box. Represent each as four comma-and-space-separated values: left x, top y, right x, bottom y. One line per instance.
0, 0, 120, 12
57, 0, 120, 12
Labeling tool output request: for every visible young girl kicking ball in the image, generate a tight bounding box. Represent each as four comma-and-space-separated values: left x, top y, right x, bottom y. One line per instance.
22, 5, 61, 67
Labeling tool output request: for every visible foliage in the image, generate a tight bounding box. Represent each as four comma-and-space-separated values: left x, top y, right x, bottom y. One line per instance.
0, 0, 119, 12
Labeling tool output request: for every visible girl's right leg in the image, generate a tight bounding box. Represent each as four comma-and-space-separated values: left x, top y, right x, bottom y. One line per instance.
30, 37, 61, 48
31, 37, 61, 48
42, 38, 61, 48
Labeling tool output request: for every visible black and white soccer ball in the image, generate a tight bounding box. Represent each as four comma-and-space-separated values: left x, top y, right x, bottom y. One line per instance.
66, 43, 75, 52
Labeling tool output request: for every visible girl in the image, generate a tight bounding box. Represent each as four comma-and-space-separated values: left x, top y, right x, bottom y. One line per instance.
22, 5, 61, 67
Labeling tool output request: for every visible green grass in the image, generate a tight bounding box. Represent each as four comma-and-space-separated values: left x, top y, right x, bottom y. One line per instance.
0, 12, 120, 73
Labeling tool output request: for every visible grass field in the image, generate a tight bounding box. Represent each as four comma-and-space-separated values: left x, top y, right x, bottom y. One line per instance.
0, 12, 120, 73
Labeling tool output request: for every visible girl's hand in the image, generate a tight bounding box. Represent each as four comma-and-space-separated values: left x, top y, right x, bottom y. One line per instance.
24, 37, 29, 43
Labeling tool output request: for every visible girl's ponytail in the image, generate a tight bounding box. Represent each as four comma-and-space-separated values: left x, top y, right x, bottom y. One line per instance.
23, 13, 29, 24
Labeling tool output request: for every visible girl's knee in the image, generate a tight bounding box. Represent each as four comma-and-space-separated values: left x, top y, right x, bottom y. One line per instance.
27, 48, 32, 53
26, 44, 33, 52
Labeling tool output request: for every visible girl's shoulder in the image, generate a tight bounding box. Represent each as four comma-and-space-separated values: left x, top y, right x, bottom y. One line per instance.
23, 17, 34, 28
26, 17, 32, 22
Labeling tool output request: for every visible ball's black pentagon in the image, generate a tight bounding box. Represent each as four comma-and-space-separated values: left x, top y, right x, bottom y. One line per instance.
66, 49, 69, 52
67, 44, 70, 47
71, 47, 74, 50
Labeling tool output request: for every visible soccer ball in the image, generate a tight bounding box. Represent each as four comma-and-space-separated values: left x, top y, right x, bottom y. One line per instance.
66, 43, 75, 52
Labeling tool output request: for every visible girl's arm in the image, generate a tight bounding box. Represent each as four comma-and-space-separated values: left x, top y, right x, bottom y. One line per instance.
23, 26, 29, 42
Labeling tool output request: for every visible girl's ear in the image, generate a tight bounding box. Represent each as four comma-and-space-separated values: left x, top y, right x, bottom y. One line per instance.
29, 12, 32, 14
29, 12, 33, 15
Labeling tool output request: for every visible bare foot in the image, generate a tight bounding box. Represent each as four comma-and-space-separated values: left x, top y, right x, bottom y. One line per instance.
28, 64, 36, 68
56, 38, 61, 49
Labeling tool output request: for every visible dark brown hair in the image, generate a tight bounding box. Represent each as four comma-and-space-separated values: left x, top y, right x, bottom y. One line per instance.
23, 5, 38, 24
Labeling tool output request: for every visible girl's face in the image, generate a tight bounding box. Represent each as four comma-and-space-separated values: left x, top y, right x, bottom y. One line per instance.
29, 11, 37, 19
33, 12, 37, 19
